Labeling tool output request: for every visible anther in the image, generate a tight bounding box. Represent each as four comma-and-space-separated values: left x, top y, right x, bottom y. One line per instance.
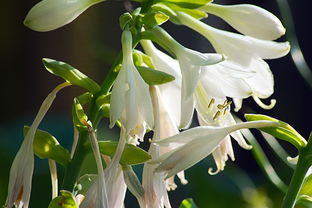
208, 98, 215, 109
213, 111, 221, 120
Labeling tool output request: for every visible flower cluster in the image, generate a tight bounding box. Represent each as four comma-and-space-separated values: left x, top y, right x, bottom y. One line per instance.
5, 0, 290, 208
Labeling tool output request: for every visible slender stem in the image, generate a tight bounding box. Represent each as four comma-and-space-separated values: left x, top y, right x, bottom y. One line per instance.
61, 131, 89, 191
281, 149, 310, 208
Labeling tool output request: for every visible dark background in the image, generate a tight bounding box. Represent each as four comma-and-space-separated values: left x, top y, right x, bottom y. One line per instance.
0, 0, 311, 207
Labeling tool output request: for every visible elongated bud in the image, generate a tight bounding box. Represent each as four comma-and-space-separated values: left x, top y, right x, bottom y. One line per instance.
24, 0, 105, 32
200, 3, 286, 40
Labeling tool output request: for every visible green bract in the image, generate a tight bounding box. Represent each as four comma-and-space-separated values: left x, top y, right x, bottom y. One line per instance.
96, 141, 151, 165
137, 66, 175, 85
245, 114, 307, 150
24, 126, 71, 166
72, 98, 89, 130
141, 12, 169, 28
179, 198, 198, 208
96, 93, 111, 118
75, 174, 97, 195
155, 0, 212, 9
43, 58, 100, 93
48, 190, 78, 208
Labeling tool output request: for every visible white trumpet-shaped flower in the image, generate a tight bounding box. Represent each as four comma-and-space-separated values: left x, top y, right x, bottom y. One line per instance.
200, 3, 285, 40
110, 30, 154, 134
24, 0, 105, 32
151, 120, 279, 179
195, 83, 252, 174
5, 82, 70, 208
176, 11, 290, 66
149, 27, 225, 128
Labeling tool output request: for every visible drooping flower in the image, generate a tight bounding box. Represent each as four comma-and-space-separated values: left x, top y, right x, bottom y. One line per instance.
110, 29, 154, 135
175, 11, 290, 109
195, 83, 252, 174
147, 27, 226, 128
24, 0, 105, 32
5, 82, 70, 208
199, 3, 286, 40
151, 120, 279, 179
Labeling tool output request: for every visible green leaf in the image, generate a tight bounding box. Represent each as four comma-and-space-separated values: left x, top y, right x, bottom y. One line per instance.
179, 198, 198, 208
164, 2, 207, 19
119, 12, 133, 30
76, 92, 93, 105
42, 58, 100, 93
72, 98, 89, 130
137, 66, 175, 85
96, 93, 111, 118
297, 195, 312, 207
24, 126, 71, 166
97, 141, 151, 165
156, 0, 212, 9
245, 114, 307, 150
141, 12, 169, 28
48, 190, 78, 208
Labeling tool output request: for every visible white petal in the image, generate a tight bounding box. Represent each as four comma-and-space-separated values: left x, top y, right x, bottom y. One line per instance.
200, 61, 253, 98
247, 37, 290, 60
244, 58, 274, 98
24, 0, 104, 32
109, 68, 127, 128
141, 40, 181, 127
202, 3, 286, 40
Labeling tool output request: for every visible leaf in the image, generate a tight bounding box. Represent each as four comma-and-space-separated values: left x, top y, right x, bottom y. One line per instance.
24, 126, 71, 166
96, 93, 111, 118
76, 92, 93, 105
119, 12, 133, 30
42, 58, 100, 93
156, 0, 212, 9
137, 66, 175, 85
179, 198, 198, 208
141, 12, 169, 28
48, 190, 78, 208
245, 114, 307, 150
97, 141, 151, 165
165, 2, 207, 19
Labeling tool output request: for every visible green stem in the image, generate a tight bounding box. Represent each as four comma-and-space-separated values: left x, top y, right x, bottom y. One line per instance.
281, 149, 310, 208
61, 131, 89, 191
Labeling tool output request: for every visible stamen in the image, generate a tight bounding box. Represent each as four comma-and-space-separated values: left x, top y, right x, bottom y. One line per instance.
252, 96, 276, 110
208, 98, 215, 109
213, 111, 221, 120
217, 104, 224, 110
208, 167, 220, 175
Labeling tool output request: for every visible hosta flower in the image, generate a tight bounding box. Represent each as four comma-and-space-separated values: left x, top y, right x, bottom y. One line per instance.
110, 30, 154, 134
148, 27, 225, 128
152, 120, 279, 179
195, 83, 252, 174
200, 3, 285, 40
175, 11, 289, 109
24, 0, 105, 32
5, 83, 70, 208
141, 86, 187, 208
176, 11, 290, 66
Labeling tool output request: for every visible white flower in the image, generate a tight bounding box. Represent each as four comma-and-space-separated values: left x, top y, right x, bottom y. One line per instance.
110, 30, 154, 134
147, 27, 226, 128
24, 0, 104, 32
5, 83, 70, 208
195, 84, 252, 174
200, 3, 286, 40
151, 120, 279, 179
176, 11, 290, 66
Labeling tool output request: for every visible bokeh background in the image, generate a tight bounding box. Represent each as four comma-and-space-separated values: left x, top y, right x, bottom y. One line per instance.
0, 0, 311, 207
